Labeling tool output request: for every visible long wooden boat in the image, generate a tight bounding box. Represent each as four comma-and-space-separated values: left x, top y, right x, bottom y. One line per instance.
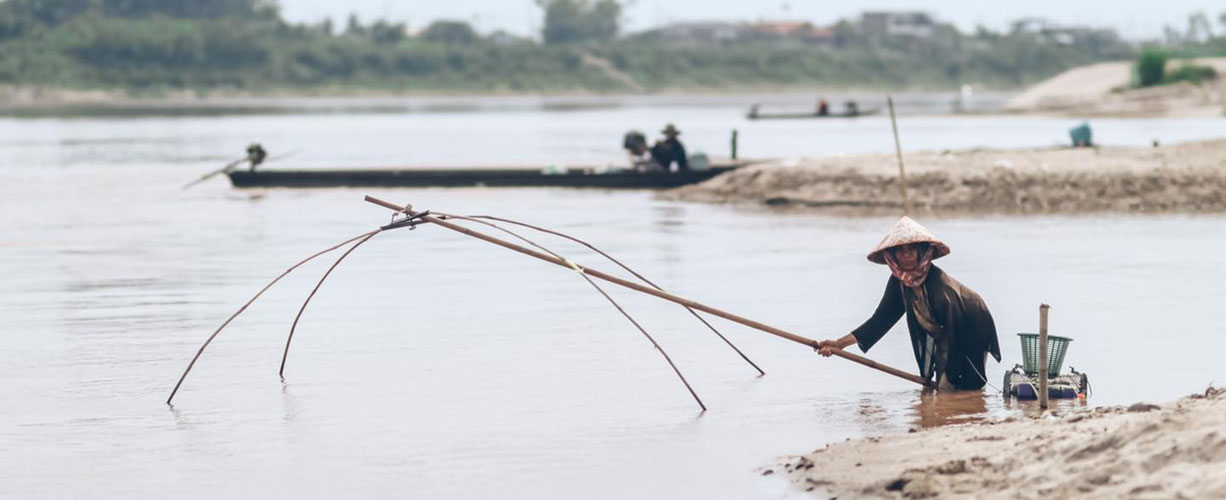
746, 107, 882, 120
227, 163, 746, 189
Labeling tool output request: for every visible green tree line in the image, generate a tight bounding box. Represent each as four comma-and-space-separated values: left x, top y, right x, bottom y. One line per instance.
0, 0, 1155, 94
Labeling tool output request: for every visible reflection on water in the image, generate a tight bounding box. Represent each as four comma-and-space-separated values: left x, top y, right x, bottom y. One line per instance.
855, 397, 894, 429
1002, 394, 1088, 417
651, 204, 687, 237
903, 387, 1085, 430
280, 380, 301, 425
911, 389, 989, 428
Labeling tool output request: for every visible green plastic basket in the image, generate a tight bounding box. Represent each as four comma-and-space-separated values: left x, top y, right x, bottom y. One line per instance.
1017, 333, 1073, 377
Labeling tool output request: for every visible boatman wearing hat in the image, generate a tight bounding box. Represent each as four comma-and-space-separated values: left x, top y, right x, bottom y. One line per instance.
650, 124, 689, 172
817, 217, 1001, 390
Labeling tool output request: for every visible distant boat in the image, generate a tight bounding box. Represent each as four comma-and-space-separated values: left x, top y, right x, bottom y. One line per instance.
746, 104, 881, 120
226, 163, 749, 189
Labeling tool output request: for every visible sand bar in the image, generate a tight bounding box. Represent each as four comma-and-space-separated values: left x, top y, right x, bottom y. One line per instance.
1004, 58, 1226, 117
663, 139, 1226, 214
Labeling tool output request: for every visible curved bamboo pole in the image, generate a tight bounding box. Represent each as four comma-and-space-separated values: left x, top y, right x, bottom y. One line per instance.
366, 196, 932, 389
434, 212, 707, 412
278, 230, 382, 378
468, 214, 765, 377
167, 229, 381, 405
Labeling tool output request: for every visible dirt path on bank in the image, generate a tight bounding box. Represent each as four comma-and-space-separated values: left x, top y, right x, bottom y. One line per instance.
662, 139, 1226, 214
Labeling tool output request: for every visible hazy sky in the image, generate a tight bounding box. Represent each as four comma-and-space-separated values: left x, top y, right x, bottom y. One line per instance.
277, 0, 1224, 41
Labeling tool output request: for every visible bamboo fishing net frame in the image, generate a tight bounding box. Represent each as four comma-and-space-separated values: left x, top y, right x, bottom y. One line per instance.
167, 229, 380, 405
167, 196, 934, 407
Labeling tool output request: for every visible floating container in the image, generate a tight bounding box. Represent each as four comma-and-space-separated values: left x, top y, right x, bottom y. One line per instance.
1004, 333, 1088, 400
1017, 333, 1072, 377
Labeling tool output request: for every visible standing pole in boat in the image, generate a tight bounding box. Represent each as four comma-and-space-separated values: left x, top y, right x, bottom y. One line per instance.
1038, 304, 1051, 409
887, 96, 913, 216
363, 196, 934, 389
182, 156, 247, 190
731, 129, 739, 160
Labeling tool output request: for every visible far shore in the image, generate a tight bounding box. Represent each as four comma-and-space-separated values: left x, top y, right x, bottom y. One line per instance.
661, 138, 1226, 215
772, 387, 1226, 499
0, 84, 1015, 112
5, 59, 1224, 118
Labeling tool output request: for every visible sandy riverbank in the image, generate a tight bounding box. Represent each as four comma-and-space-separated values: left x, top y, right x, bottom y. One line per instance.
1004, 58, 1226, 117
661, 139, 1226, 214
771, 387, 1226, 499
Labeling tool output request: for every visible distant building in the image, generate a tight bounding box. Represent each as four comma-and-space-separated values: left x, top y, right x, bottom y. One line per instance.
643, 21, 834, 48
860, 11, 935, 38
804, 26, 837, 47
1009, 18, 1120, 46
1009, 17, 1051, 35
650, 22, 746, 45
744, 21, 836, 48
487, 30, 528, 45
746, 21, 810, 36
1050, 27, 1119, 46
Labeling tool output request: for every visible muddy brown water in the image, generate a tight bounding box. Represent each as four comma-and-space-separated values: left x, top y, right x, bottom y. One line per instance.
1, 97, 1223, 499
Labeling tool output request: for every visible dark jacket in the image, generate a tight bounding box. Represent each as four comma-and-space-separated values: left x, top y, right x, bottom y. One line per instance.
851, 266, 1001, 389
650, 138, 688, 171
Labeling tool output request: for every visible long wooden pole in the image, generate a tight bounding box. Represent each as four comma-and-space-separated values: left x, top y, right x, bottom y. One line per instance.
434, 212, 707, 411
887, 96, 913, 216
1039, 304, 1051, 409
365, 196, 934, 389
468, 214, 764, 377
731, 129, 739, 160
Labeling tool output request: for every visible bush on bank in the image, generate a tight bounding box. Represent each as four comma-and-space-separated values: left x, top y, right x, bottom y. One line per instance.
0, 0, 1147, 94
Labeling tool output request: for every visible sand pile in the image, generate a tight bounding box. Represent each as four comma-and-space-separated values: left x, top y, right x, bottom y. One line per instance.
662, 139, 1226, 214
772, 387, 1226, 499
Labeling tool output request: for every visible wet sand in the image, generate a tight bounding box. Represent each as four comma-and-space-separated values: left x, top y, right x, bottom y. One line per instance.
773, 387, 1226, 499
662, 139, 1226, 214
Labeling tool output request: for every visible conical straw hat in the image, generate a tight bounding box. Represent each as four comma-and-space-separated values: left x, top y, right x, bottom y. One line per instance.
867, 216, 950, 264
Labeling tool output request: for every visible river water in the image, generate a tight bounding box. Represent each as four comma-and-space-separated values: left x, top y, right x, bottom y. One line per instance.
2, 94, 1225, 499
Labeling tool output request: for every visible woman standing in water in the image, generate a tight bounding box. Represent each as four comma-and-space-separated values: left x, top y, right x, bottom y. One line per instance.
818, 217, 1001, 390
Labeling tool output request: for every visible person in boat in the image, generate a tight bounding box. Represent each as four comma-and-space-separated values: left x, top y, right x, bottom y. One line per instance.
817, 217, 1001, 390
623, 130, 662, 171
650, 124, 689, 172
816, 98, 830, 116
843, 100, 859, 117
246, 143, 267, 171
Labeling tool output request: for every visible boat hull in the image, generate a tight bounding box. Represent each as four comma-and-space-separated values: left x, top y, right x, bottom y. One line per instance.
746, 108, 882, 120
227, 165, 741, 189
